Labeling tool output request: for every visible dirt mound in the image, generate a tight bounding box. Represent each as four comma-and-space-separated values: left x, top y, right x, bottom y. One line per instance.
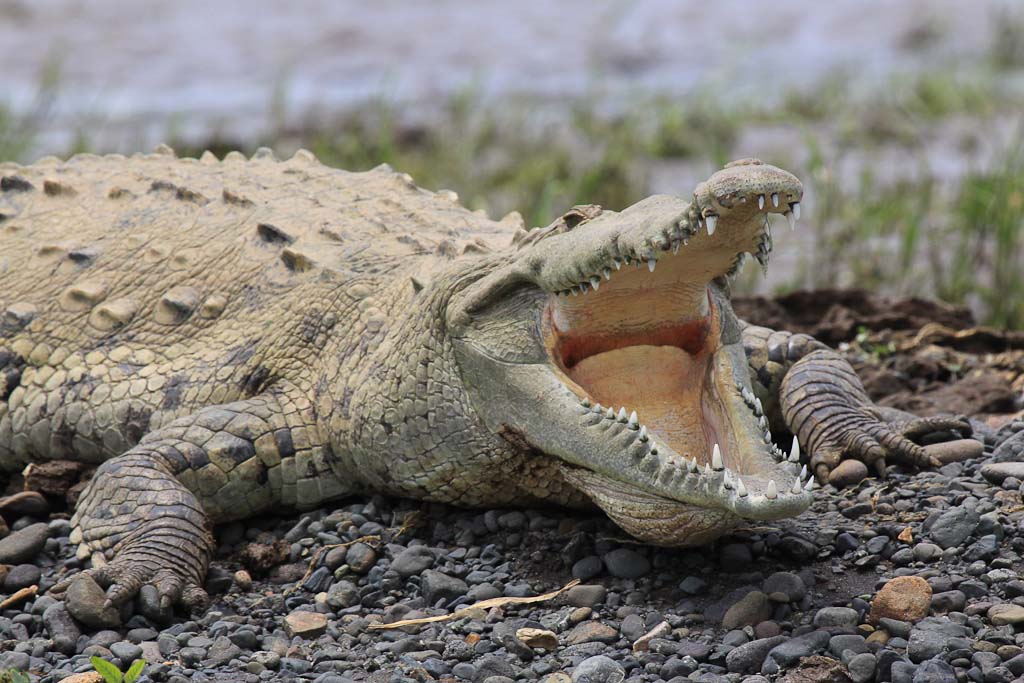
737, 289, 1023, 422
734, 289, 975, 345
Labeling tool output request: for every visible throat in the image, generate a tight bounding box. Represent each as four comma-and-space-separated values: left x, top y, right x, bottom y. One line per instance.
567, 345, 711, 466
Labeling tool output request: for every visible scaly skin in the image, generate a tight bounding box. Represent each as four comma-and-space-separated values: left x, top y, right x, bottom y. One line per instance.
0, 149, 968, 613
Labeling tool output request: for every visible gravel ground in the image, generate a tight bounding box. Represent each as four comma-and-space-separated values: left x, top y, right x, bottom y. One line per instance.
0, 420, 1023, 683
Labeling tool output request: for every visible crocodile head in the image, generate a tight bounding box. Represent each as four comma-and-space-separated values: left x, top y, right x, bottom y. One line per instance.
449, 159, 811, 546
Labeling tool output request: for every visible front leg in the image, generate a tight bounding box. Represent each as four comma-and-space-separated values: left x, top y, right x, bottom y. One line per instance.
52, 387, 340, 611
742, 324, 971, 483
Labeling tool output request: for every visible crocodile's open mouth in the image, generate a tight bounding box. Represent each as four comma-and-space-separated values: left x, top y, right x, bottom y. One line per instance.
537, 164, 812, 543
453, 160, 813, 545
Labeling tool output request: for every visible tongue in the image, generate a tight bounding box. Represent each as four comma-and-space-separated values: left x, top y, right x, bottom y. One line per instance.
567, 345, 710, 463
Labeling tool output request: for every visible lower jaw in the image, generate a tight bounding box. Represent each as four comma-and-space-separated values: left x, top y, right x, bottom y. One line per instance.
560, 465, 742, 547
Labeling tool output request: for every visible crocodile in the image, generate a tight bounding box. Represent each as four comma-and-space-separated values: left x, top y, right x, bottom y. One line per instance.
0, 149, 969, 612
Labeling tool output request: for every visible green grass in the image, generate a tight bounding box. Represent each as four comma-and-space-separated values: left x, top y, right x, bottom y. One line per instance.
3, 63, 1024, 328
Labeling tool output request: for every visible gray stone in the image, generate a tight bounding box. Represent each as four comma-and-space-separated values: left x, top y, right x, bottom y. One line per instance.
205, 635, 242, 666
763, 572, 806, 602
65, 574, 121, 628
345, 542, 377, 573
420, 570, 468, 606
930, 590, 966, 613
722, 591, 772, 630
907, 617, 971, 663
572, 655, 625, 683
567, 584, 607, 608
603, 548, 650, 579
725, 636, 787, 674
325, 579, 359, 609
912, 543, 942, 562
829, 634, 869, 658
981, 462, 1024, 483
391, 545, 435, 578
849, 652, 877, 683
992, 430, 1024, 462
474, 655, 517, 681
929, 506, 980, 549
42, 602, 81, 656
3, 563, 40, 591
572, 555, 604, 581
0, 523, 49, 564
110, 640, 144, 665
912, 658, 956, 683
766, 630, 830, 669
813, 606, 860, 630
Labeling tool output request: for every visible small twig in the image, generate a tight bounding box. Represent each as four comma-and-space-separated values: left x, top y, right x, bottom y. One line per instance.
368, 579, 581, 630
0, 584, 37, 610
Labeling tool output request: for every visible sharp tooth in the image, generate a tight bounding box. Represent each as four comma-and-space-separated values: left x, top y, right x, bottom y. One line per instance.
804, 477, 816, 491
712, 443, 724, 470
590, 277, 600, 291
723, 469, 733, 489
579, 283, 588, 294
792, 202, 801, 220
785, 211, 795, 231
754, 398, 763, 415
617, 407, 628, 423
613, 259, 622, 270
602, 268, 611, 280
759, 416, 768, 430
647, 259, 656, 272
650, 443, 658, 455
593, 403, 603, 413
765, 479, 778, 499
736, 478, 748, 497
758, 194, 765, 210
639, 425, 648, 441
704, 463, 711, 477
688, 457, 699, 472
771, 192, 779, 207
800, 464, 808, 481
581, 397, 591, 407
789, 440, 800, 463
672, 242, 680, 255
605, 407, 615, 419
570, 288, 578, 296
791, 478, 802, 494
705, 214, 717, 235
628, 411, 639, 429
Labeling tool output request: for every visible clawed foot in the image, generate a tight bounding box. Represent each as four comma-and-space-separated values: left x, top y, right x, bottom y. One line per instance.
49, 456, 214, 613
809, 410, 972, 483
50, 553, 210, 613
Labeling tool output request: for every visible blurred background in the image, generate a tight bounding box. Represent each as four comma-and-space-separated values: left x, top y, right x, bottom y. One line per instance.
2, 0, 1023, 328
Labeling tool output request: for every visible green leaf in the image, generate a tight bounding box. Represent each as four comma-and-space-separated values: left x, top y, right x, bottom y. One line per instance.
124, 659, 147, 683
91, 656, 123, 683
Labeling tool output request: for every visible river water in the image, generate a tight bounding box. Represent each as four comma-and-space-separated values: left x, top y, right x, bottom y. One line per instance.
1, 0, 1012, 153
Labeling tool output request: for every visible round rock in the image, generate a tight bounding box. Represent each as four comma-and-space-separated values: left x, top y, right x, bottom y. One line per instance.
602, 548, 650, 579
65, 574, 121, 628
828, 460, 869, 488
0, 522, 49, 564
722, 591, 772, 630
869, 576, 932, 624
391, 545, 435, 578
571, 655, 625, 683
